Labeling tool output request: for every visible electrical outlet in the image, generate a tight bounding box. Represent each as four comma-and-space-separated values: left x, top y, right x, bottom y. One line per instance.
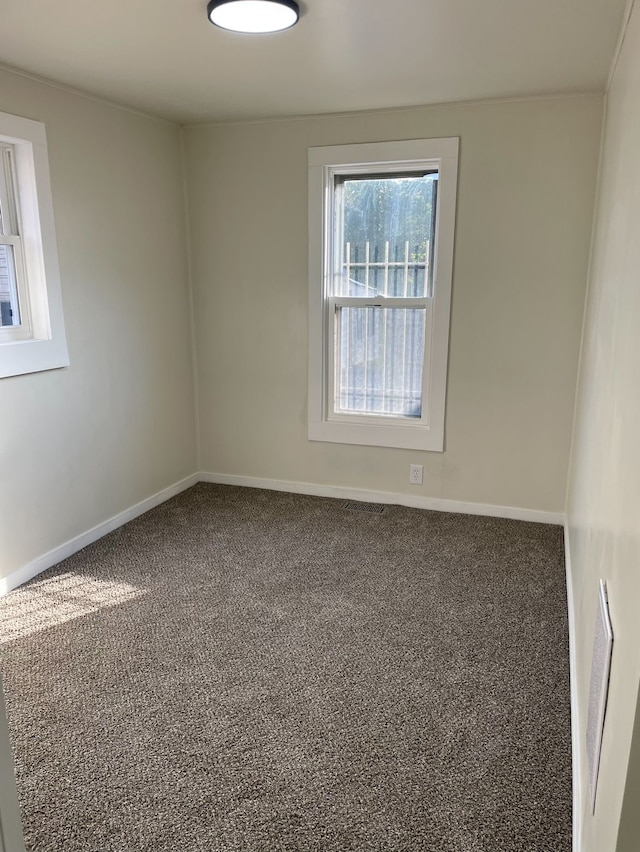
409, 464, 423, 485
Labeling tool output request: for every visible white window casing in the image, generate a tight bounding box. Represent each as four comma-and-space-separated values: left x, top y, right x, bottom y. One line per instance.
308, 137, 459, 451
0, 110, 69, 379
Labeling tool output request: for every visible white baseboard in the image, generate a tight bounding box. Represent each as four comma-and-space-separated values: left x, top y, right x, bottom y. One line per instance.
564, 520, 582, 852
0, 473, 199, 596
0, 470, 564, 597
199, 471, 565, 525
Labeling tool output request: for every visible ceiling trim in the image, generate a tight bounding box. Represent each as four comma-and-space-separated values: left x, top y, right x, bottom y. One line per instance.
0, 58, 605, 130
186, 90, 604, 130
0, 60, 178, 126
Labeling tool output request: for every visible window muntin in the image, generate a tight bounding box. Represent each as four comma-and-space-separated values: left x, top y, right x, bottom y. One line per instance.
308, 138, 458, 452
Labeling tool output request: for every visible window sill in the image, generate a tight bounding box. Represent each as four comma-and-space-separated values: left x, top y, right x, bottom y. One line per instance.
0, 336, 69, 379
308, 418, 444, 451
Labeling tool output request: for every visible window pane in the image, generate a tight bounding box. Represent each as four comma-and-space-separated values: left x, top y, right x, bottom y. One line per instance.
337, 174, 437, 298
336, 307, 425, 417
0, 244, 21, 327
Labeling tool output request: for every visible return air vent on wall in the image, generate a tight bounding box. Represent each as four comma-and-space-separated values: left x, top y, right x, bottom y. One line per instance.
586, 579, 614, 813
342, 501, 386, 514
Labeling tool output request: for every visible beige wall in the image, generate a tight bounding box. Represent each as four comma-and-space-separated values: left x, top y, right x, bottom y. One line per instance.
616, 681, 640, 852
184, 96, 601, 512
566, 4, 640, 850
0, 70, 197, 580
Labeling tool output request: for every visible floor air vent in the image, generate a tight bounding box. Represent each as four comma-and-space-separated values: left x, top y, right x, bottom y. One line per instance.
342, 501, 386, 514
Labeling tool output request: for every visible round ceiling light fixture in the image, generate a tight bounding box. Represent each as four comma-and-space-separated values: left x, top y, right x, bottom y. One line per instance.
207, 0, 300, 33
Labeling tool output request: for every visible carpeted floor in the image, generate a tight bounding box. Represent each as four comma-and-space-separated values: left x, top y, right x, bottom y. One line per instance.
0, 484, 571, 851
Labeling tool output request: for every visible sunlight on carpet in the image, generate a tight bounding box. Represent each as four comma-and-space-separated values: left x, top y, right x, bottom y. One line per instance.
0, 573, 144, 643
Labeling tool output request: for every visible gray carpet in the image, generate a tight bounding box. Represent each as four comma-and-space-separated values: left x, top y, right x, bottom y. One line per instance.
0, 484, 571, 851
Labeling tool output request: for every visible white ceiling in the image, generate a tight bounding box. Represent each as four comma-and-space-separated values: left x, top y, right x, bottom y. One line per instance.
0, 0, 628, 124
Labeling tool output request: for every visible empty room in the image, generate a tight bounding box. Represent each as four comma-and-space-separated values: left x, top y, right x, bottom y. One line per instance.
0, 0, 638, 850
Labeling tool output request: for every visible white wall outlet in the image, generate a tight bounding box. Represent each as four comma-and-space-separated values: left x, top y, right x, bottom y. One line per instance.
409, 464, 423, 485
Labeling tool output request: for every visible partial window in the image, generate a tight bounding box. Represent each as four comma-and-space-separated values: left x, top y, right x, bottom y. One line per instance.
0, 143, 30, 340
308, 138, 458, 451
0, 111, 68, 379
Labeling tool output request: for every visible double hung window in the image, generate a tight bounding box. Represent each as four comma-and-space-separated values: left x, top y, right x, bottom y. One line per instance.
0, 143, 29, 340
308, 138, 458, 451
0, 110, 68, 379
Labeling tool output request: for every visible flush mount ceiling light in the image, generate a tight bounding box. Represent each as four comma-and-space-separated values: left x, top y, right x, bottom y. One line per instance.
207, 0, 299, 33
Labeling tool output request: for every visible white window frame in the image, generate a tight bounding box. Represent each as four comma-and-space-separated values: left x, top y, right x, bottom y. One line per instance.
0, 111, 69, 379
308, 137, 458, 451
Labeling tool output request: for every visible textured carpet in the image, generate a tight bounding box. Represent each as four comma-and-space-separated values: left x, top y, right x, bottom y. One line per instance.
0, 484, 571, 851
